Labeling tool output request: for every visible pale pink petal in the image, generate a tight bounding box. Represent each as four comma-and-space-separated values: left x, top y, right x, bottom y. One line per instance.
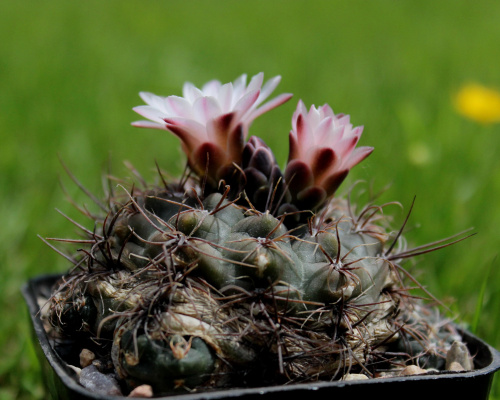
250, 93, 293, 121
164, 118, 206, 152
325, 125, 344, 148
231, 74, 248, 100
335, 136, 359, 159
308, 105, 321, 127
217, 83, 234, 112
234, 89, 260, 118
182, 82, 204, 103
292, 100, 308, 131
294, 113, 307, 146
246, 72, 264, 93
314, 116, 334, 145
201, 79, 222, 97
131, 120, 168, 130
336, 114, 351, 126
139, 92, 168, 113
192, 96, 222, 125
205, 114, 232, 148
165, 96, 194, 118
303, 145, 321, 165
257, 75, 282, 104
350, 125, 364, 139
319, 104, 335, 119
132, 105, 167, 124
164, 117, 208, 142
344, 146, 374, 169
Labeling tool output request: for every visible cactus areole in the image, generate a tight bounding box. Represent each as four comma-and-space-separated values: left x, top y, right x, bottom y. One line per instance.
43, 73, 475, 397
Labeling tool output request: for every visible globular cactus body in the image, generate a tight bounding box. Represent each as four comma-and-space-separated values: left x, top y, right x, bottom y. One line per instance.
45, 74, 468, 396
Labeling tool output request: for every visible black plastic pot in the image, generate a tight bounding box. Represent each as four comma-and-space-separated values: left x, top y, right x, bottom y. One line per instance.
23, 274, 500, 400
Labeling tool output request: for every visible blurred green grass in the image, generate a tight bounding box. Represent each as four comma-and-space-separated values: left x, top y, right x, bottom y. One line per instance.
2, 1, 500, 398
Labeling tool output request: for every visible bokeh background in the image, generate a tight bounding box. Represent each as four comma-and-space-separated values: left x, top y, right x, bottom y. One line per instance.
2, 1, 500, 398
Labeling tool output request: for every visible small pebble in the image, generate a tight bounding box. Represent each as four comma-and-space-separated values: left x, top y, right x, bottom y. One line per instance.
342, 373, 369, 381
446, 341, 473, 371
447, 361, 465, 371
80, 349, 95, 368
128, 384, 154, 398
399, 365, 427, 376
79, 364, 122, 396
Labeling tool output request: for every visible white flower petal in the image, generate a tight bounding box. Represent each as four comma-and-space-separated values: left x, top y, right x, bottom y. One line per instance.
165, 96, 193, 118
247, 72, 264, 94
201, 79, 222, 97
344, 145, 373, 169
234, 89, 260, 117
218, 83, 234, 112
336, 114, 351, 127
232, 74, 248, 99
164, 117, 208, 143
319, 104, 335, 119
182, 82, 204, 103
259, 75, 282, 103
139, 92, 168, 113
131, 120, 168, 130
314, 116, 334, 145
292, 100, 308, 130
132, 105, 167, 124
192, 96, 222, 125
251, 93, 293, 121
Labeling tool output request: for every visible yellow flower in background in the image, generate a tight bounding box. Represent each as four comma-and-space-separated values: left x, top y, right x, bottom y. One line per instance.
454, 83, 500, 124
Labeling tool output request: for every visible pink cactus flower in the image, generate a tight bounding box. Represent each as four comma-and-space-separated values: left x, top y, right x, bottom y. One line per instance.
132, 73, 292, 183
284, 100, 373, 208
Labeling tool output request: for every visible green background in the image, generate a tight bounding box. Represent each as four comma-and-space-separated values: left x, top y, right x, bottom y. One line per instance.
2, 1, 500, 398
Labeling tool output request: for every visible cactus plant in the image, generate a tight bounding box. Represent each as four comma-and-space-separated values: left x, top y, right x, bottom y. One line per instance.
43, 73, 473, 397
